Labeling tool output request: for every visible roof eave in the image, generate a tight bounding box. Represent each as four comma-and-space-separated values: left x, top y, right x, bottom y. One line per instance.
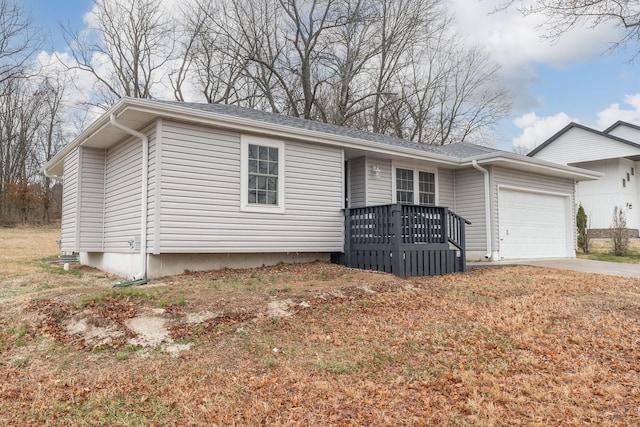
463, 152, 603, 181
130, 99, 467, 164
45, 98, 600, 182
45, 98, 463, 177
43, 99, 130, 176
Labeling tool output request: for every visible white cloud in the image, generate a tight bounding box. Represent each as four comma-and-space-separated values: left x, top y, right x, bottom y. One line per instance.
512, 112, 576, 152
449, 0, 618, 66
447, 0, 620, 112
511, 93, 640, 152
596, 94, 640, 129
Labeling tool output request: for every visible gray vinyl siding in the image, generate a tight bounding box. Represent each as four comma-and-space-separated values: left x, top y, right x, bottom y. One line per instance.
438, 168, 455, 208
492, 166, 576, 253
453, 168, 486, 252
367, 158, 392, 205
61, 148, 79, 252
349, 157, 366, 208
104, 135, 143, 252
78, 148, 105, 251
159, 121, 344, 253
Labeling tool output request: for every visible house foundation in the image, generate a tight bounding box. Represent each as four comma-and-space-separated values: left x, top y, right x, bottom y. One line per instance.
81, 252, 330, 279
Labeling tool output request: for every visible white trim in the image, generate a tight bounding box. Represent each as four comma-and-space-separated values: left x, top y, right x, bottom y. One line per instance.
240, 135, 286, 214
154, 119, 163, 255
497, 184, 573, 198
101, 148, 107, 251
364, 157, 369, 206
391, 161, 438, 205
472, 160, 492, 259
75, 147, 83, 251
341, 149, 345, 209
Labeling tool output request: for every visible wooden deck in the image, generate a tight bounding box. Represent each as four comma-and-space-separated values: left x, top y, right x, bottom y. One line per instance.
334, 204, 470, 277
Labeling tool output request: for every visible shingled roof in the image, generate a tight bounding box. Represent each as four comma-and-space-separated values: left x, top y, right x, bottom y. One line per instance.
161, 100, 505, 160
43, 97, 603, 182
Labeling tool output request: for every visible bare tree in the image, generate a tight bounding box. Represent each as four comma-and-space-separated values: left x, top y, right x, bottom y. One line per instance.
320, 0, 379, 126
0, 77, 45, 223
176, 0, 509, 144
37, 75, 68, 222
62, 0, 174, 105
208, 0, 291, 112
0, 0, 40, 86
0, 72, 69, 225
278, 0, 346, 119
433, 46, 510, 145
365, 6, 509, 145
172, 0, 254, 104
611, 206, 630, 256
369, 0, 441, 134
501, 1, 640, 57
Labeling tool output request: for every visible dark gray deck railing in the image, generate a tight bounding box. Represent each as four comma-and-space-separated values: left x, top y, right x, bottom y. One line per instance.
341, 204, 470, 277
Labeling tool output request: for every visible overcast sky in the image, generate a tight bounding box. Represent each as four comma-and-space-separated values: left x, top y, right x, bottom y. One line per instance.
25, 0, 640, 152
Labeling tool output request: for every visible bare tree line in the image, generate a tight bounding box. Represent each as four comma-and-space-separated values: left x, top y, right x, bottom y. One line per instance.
0, 0, 67, 225
62, 0, 511, 145
2, 0, 514, 225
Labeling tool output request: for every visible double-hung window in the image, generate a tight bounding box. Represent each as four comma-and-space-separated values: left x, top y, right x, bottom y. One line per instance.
241, 136, 285, 213
395, 167, 436, 206
248, 144, 278, 205
396, 168, 414, 204
418, 171, 435, 205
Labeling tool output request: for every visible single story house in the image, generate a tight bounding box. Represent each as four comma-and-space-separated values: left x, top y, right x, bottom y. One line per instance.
528, 121, 640, 237
44, 98, 600, 279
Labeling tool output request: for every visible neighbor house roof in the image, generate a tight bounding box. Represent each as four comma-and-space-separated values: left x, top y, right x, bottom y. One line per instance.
602, 120, 640, 135
44, 97, 601, 181
528, 122, 640, 157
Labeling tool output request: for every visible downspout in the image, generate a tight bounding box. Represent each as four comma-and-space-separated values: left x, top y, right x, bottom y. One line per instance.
110, 114, 148, 280
472, 160, 493, 260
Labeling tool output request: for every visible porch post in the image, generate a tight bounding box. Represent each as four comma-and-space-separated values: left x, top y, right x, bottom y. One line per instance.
442, 207, 449, 245
343, 208, 352, 267
459, 218, 467, 272
391, 204, 405, 277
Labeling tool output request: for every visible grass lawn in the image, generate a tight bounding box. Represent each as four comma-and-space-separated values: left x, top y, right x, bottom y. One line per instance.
1, 227, 639, 425
577, 238, 640, 264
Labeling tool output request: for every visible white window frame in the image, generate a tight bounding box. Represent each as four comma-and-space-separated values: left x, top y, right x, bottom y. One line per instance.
417, 170, 437, 206
391, 163, 438, 205
240, 135, 285, 213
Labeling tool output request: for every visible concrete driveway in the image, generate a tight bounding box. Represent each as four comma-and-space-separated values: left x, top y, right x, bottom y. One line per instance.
469, 258, 640, 278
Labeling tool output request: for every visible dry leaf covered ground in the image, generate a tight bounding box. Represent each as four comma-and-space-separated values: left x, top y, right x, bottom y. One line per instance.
1, 227, 639, 426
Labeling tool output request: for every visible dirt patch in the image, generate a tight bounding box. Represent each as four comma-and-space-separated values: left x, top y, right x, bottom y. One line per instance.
266, 299, 295, 317
66, 317, 124, 348
185, 310, 219, 324
126, 315, 170, 347
25, 265, 407, 353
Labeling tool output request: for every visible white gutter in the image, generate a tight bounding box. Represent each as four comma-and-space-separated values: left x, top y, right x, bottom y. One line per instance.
109, 114, 148, 280
461, 154, 603, 181
472, 160, 493, 260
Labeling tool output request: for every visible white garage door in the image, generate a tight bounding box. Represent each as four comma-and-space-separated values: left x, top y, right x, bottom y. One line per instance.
498, 189, 570, 259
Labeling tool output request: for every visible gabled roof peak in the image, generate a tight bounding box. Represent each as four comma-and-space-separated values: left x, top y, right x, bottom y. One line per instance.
602, 120, 640, 134
528, 121, 640, 157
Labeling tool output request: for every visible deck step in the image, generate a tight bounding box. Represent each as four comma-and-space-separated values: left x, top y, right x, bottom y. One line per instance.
47, 254, 80, 265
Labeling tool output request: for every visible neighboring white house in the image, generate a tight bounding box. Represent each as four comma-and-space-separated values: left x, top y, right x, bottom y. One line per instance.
43, 98, 600, 279
529, 121, 640, 237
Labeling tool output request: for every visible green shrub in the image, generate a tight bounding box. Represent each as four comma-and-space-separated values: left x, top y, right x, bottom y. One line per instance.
576, 204, 589, 253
